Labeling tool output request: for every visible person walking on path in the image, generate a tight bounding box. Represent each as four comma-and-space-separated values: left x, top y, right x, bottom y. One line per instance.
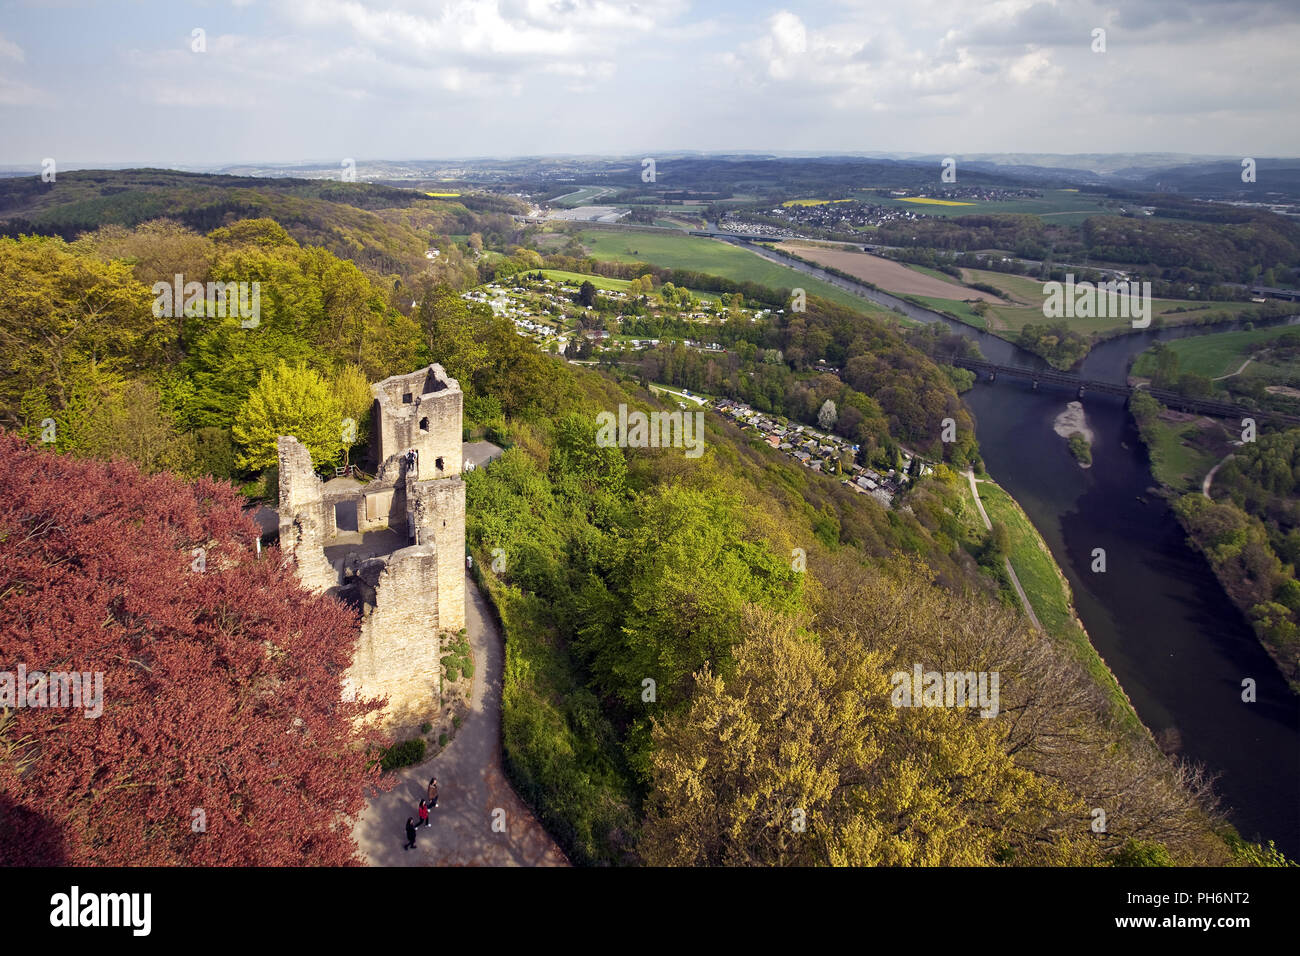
427, 777, 439, 810
418, 799, 430, 828
404, 817, 418, 851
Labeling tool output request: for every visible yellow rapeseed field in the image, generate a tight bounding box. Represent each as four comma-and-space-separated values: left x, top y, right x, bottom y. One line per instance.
899, 197, 975, 206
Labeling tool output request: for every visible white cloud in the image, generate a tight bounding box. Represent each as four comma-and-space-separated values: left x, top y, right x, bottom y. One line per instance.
0, 32, 25, 62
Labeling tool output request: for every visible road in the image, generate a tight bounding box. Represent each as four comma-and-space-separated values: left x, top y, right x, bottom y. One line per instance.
351, 572, 568, 867
648, 383, 708, 405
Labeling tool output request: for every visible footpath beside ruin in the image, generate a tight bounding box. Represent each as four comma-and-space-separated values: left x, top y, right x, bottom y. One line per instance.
351, 571, 568, 867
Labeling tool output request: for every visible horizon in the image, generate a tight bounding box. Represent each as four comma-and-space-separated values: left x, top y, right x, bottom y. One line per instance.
4, 149, 1298, 179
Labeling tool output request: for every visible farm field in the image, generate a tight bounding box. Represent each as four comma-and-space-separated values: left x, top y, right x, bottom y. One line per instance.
573, 228, 885, 314
773, 242, 1007, 302
1131, 323, 1300, 380
900, 197, 974, 207
782, 198, 855, 207
955, 267, 1233, 335
906, 263, 961, 283
861, 188, 1113, 225
904, 294, 989, 329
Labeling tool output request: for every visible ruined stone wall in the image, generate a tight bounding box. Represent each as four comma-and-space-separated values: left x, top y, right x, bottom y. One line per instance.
345, 545, 442, 732
371, 365, 463, 476
407, 477, 466, 633
276, 436, 337, 593
278, 364, 466, 731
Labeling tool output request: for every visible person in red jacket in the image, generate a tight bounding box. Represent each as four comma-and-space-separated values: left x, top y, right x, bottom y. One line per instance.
418, 799, 430, 828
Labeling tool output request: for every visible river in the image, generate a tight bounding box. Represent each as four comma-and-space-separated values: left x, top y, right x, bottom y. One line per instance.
748, 239, 1300, 855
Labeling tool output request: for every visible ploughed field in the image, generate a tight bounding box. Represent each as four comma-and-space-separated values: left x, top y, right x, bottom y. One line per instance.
773, 241, 1008, 302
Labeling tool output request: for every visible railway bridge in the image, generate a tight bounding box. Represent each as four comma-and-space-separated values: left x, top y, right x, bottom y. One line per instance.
949, 355, 1300, 426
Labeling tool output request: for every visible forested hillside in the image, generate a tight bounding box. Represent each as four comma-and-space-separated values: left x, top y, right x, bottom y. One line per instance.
463, 346, 1234, 866
0, 169, 522, 286
0, 173, 1277, 869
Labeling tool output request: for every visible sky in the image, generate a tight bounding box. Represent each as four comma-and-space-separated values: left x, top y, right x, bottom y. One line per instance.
1, 0, 1298, 167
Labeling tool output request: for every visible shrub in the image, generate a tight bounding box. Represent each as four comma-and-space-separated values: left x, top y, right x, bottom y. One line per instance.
1067, 432, 1092, 466
439, 733, 448, 747
379, 738, 426, 772
420, 721, 432, 735
1110, 840, 1174, 867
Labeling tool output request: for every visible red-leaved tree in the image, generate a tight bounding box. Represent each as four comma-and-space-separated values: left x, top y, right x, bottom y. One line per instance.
0, 432, 390, 865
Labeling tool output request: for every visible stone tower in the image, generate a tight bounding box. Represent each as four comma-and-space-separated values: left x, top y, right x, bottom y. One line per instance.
276, 363, 466, 731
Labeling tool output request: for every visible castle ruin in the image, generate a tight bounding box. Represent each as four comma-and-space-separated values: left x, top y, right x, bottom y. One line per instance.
276, 364, 466, 731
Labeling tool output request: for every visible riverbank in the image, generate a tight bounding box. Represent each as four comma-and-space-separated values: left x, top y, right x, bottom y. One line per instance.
975, 478, 1145, 736
1128, 391, 1300, 691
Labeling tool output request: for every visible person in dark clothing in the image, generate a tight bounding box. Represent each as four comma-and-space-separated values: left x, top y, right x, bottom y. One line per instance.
418, 799, 430, 828
404, 817, 417, 850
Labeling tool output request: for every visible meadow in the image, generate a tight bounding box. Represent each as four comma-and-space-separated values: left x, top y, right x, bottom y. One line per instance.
573, 228, 886, 314
1131, 323, 1300, 379
956, 267, 1229, 335
861, 188, 1112, 225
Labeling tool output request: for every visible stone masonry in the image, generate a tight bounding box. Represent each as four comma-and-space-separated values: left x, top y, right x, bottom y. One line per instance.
277, 364, 466, 732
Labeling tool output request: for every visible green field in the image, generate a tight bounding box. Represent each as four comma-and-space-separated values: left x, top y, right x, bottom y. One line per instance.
538, 269, 632, 292
537, 269, 720, 302
905, 263, 961, 283
1138, 417, 1223, 493
573, 228, 887, 315
863, 188, 1112, 225
1131, 324, 1300, 379
955, 267, 1231, 336
976, 481, 1141, 733
903, 294, 988, 329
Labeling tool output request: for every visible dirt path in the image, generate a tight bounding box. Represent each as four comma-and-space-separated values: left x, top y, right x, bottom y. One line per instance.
1203, 453, 1234, 499
1212, 357, 1253, 381
966, 470, 1044, 633
352, 572, 568, 867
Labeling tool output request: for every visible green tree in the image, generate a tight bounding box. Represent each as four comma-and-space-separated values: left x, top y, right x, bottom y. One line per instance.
417, 285, 490, 393
231, 361, 343, 471
333, 363, 373, 464
0, 236, 171, 428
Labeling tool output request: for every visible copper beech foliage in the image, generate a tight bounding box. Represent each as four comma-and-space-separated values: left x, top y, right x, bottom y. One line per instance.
0, 432, 390, 865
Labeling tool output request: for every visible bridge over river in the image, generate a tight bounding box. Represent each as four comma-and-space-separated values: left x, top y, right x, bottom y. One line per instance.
949, 356, 1300, 426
